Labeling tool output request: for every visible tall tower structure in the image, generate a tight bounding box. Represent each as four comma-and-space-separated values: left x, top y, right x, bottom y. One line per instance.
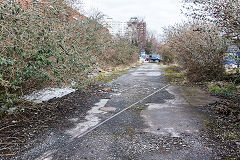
126, 17, 147, 48
137, 21, 146, 47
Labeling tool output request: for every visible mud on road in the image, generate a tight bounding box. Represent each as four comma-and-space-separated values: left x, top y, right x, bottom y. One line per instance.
11, 63, 239, 160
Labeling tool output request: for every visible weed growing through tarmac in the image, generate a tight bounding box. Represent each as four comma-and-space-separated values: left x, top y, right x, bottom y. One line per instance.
208, 84, 237, 97
162, 65, 186, 84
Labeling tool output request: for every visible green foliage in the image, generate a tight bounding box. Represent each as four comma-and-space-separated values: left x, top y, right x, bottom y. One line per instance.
209, 84, 237, 97
209, 86, 222, 93
0, 0, 138, 110
96, 73, 106, 80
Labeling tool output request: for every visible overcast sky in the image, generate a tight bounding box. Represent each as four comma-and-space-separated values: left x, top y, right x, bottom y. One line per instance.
82, 0, 186, 35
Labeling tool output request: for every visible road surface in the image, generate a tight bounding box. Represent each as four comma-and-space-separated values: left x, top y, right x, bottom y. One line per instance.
17, 63, 219, 160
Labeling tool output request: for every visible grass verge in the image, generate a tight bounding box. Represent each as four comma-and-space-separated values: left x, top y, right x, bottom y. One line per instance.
162, 65, 186, 84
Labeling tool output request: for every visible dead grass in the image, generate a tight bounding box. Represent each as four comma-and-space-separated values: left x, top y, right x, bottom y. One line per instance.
162, 65, 186, 84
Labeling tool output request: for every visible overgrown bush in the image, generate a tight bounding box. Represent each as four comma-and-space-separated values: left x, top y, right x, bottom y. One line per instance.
0, 0, 138, 111
160, 22, 228, 82
158, 44, 175, 64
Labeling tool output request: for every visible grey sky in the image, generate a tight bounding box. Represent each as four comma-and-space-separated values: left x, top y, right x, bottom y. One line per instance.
83, 0, 186, 35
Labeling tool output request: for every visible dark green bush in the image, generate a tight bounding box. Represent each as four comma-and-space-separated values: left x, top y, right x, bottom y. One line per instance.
0, 0, 138, 110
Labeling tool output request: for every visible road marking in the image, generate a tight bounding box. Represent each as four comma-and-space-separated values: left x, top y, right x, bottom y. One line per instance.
74, 84, 170, 139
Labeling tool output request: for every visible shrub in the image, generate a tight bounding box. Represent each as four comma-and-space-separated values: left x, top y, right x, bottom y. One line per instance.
158, 44, 175, 64
0, 0, 138, 110
161, 22, 229, 82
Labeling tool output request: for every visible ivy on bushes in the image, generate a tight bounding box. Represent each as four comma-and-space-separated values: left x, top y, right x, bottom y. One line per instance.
0, 0, 138, 111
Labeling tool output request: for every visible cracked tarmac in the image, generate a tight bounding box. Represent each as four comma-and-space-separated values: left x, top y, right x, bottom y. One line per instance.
14, 63, 221, 160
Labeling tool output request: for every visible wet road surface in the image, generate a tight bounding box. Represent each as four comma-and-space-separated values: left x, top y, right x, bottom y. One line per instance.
16, 63, 219, 160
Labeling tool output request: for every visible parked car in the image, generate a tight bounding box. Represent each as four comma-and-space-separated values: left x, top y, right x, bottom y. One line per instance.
149, 54, 162, 62
139, 54, 148, 62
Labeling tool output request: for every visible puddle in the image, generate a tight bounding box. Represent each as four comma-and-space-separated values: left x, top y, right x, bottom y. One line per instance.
141, 86, 211, 138
138, 68, 157, 71
180, 87, 218, 106
66, 99, 109, 139
131, 72, 161, 77
147, 102, 177, 110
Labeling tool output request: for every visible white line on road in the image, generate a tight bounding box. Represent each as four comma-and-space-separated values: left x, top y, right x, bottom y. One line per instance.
74, 84, 170, 139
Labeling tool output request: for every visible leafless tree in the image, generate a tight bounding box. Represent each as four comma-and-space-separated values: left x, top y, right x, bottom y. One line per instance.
160, 21, 228, 81
66, 0, 84, 13
87, 8, 106, 22
183, 0, 240, 45
144, 31, 159, 54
